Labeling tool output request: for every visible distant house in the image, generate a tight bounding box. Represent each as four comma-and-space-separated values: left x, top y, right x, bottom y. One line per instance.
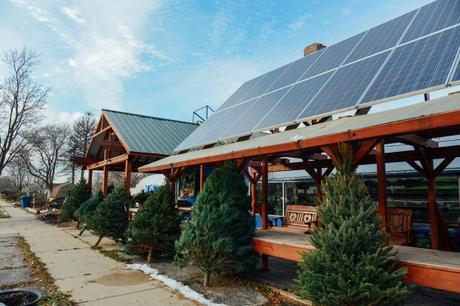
49, 182, 74, 202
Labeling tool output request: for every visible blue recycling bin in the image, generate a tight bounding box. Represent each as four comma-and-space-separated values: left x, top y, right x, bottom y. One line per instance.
20, 196, 32, 208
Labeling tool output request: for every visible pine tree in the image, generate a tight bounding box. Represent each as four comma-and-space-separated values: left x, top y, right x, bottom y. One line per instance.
175, 162, 257, 286
128, 181, 181, 263
298, 145, 410, 305
75, 190, 104, 236
59, 178, 91, 223
88, 186, 129, 247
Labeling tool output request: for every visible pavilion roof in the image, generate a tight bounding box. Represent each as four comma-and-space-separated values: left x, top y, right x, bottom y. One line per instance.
87, 109, 198, 158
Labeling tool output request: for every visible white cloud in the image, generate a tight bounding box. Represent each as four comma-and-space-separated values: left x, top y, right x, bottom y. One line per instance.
11, 0, 168, 111
61, 6, 85, 23
288, 15, 310, 31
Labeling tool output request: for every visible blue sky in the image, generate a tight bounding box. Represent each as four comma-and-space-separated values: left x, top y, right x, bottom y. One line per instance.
0, 0, 433, 123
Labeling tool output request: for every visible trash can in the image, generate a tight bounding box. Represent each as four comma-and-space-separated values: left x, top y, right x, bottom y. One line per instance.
20, 196, 32, 208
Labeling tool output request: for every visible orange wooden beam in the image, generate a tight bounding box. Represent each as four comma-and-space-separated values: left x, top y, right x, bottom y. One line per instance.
376, 140, 388, 228
87, 153, 129, 170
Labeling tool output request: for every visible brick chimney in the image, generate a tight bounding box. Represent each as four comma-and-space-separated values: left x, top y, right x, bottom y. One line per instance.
304, 43, 326, 56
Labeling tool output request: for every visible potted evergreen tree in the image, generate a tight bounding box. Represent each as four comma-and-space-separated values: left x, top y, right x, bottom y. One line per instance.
127, 181, 181, 263
59, 178, 91, 223
75, 190, 104, 236
175, 162, 257, 286
298, 145, 410, 305
88, 186, 129, 247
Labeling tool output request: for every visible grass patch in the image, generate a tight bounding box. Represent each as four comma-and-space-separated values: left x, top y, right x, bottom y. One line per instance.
0, 207, 9, 218
95, 247, 133, 264
12, 236, 75, 306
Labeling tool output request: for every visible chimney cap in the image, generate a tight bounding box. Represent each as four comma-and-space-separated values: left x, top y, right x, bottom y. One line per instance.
304, 43, 326, 56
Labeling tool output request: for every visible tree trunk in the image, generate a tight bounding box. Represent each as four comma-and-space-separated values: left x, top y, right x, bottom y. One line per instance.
147, 245, 154, 263
94, 236, 103, 247
76, 220, 80, 229
79, 228, 85, 236
71, 161, 75, 184
203, 271, 210, 287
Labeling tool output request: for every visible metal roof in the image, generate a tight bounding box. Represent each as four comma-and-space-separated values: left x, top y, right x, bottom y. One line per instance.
103, 109, 198, 155
139, 93, 460, 172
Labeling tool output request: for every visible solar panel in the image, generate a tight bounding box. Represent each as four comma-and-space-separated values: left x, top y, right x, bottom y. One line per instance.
175, 110, 227, 151
217, 80, 258, 110
301, 51, 390, 119
401, 0, 460, 43
345, 11, 416, 64
268, 49, 325, 92
301, 33, 365, 80
176, 0, 460, 152
237, 64, 290, 104
255, 72, 333, 130
362, 26, 460, 105
221, 88, 290, 139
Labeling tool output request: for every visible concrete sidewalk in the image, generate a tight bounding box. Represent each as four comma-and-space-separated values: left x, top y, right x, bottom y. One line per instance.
0, 201, 195, 305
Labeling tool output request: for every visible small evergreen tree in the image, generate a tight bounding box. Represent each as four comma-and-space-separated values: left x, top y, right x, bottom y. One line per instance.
298, 145, 410, 305
175, 162, 257, 286
88, 186, 129, 247
59, 178, 91, 223
75, 190, 104, 236
128, 181, 181, 263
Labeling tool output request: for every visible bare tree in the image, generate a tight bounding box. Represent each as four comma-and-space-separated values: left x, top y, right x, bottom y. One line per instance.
66, 112, 96, 183
7, 157, 30, 200
21, 124, 70, 192
0, 48, 47, 177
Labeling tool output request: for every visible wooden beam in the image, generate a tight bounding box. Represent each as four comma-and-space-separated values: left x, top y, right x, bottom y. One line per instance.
102, 166, 109, 195
396, 134, 438, 149
353, 138, 378, 165
285, 123, 300, 130
124, 158, 132, 194
264, 145, 460, 173
87, 169, 93, 191
101, 140, 124, 149
427, 178, 439, 250
199, 164, 205, 192
87, 153, 130, 170
433, 156, 456, 178
375, 140, 388, 227
320, 145, 339, 164
261, 157, 269, 230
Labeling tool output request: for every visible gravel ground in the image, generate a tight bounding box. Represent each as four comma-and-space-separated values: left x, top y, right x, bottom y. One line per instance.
136, 256, 308, 306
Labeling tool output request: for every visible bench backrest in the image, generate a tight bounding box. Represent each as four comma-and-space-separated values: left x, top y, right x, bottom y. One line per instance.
388, 208, 413, 234
285, 205, 318, 228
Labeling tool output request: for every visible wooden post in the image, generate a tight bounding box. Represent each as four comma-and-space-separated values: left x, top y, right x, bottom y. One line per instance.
375, 140, 388, 228
124, 158, 132, 196
87, 169, 93, 191
427, 177, 439, 250
250, 182, 257, 213
199, 164, 205, 192
102, 149, 109, 195
102, 166, 108, 195
261, 157, 269, 230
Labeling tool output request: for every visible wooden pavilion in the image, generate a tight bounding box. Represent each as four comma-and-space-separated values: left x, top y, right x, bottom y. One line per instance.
74, 109, 198, 194
139, 93, 460, 293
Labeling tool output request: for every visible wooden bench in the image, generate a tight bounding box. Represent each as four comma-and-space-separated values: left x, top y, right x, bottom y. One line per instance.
274, 205, 318, 233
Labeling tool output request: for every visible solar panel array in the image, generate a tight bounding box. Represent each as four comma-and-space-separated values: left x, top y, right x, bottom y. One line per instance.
176, 0, 460, 152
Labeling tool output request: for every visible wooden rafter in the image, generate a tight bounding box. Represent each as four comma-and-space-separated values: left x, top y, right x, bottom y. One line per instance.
395, 134, 438, 149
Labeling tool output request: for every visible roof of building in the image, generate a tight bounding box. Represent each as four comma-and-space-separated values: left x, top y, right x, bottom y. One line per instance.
95, 109, 198, 156
139, 93, 460, 173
